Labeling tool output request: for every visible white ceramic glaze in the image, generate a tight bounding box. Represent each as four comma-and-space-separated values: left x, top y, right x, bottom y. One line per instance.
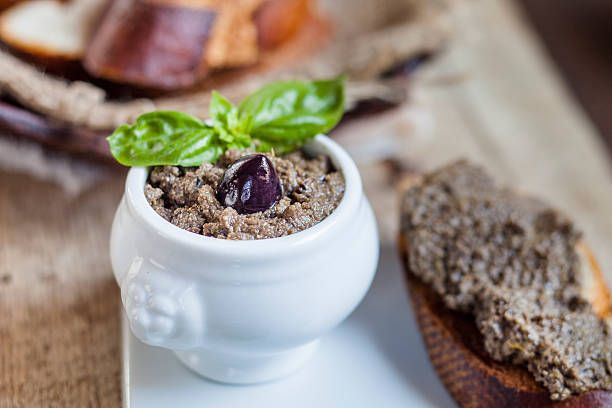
122, 247, 458, 408
110, 134, 380, 384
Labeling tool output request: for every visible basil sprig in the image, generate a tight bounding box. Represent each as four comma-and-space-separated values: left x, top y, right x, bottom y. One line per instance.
107, 77, 345, 167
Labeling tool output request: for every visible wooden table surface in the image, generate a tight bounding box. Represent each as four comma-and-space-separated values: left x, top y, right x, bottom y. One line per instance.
1, 0, 612, 407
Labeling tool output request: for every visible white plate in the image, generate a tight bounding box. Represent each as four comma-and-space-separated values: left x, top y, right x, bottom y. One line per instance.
122, 246, 456, 408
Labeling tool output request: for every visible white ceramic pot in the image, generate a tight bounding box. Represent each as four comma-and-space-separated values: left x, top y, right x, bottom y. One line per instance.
110, 134, 379, 384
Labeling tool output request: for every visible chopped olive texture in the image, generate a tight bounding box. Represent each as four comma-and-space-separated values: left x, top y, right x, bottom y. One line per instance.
145, 149, 345, 240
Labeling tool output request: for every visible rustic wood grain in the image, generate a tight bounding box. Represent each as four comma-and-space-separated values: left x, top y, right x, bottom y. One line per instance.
0, 173, 124, 408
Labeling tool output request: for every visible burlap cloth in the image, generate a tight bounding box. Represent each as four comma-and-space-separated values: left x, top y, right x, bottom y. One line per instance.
0, 0, 463, 406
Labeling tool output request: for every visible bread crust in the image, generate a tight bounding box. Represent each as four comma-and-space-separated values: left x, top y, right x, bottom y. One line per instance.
83, 0, 216, 90
398, 232, 612, 407
576, 242, 612, 320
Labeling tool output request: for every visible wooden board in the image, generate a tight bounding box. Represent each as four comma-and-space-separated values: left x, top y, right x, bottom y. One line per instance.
1, 0, 612, 406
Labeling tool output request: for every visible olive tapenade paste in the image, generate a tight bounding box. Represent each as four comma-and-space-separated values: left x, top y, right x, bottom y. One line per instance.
400, 161, 612, 400
145, 149, 345, 240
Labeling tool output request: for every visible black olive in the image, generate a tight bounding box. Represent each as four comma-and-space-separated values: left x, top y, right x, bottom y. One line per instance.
216, 154, 283, 214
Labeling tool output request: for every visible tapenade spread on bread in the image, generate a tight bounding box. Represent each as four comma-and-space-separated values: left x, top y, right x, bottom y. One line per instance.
400, 161, 612, 401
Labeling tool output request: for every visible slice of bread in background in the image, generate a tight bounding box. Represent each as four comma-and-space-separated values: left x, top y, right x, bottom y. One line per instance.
0, 0, 108, 60
0, 0, 314, 90
82, 0, 217, 90
82, 0, 315, 90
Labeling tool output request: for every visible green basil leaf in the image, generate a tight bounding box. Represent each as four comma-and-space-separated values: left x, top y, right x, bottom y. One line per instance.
255, 139, 302, 155
107, 111, 224, 167
107, 77, 346, 167
209, 91, 255, 146
210, 91, 235, 123
238, 76, 345, 145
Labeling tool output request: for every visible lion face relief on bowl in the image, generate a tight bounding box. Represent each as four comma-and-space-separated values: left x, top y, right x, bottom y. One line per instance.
121, 256, 205, 350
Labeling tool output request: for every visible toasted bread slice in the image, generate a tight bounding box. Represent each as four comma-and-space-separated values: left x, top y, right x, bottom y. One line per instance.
576, 242, 612, 321
398, 232, 612, 407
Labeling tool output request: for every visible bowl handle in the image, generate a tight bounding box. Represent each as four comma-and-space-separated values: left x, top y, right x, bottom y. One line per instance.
120, 256, 204, 350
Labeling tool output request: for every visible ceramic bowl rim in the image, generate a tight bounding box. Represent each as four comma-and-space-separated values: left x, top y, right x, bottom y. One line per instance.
122, 134, 363, 258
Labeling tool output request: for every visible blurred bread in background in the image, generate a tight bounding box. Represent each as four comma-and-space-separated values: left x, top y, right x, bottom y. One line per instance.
0, 0, 315, 90
0, 0, 460, 162
0, 0, 107, 60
